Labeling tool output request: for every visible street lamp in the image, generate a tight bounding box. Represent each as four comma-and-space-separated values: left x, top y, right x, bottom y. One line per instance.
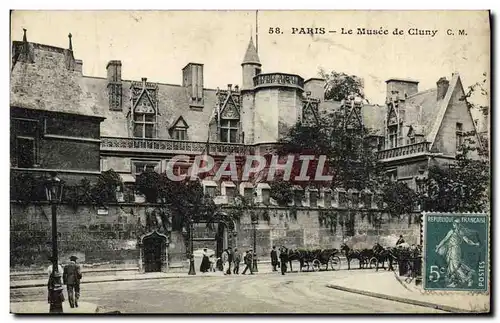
251, 215, 258, 273
45, 172, 64, 313
188, 219, 196, 275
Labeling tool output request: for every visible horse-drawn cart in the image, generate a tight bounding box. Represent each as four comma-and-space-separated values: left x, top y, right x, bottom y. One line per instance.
294, 248, 342, 272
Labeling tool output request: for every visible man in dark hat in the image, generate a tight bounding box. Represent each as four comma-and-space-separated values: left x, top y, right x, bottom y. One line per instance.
63, 255, 82, 308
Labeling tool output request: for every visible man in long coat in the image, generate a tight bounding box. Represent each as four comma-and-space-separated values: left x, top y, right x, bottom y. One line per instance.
270, 246, 279, 271
241, 249, 254, 275
279, 247, 288, 275
233, 248, 241, 274
63, 255, 82, 308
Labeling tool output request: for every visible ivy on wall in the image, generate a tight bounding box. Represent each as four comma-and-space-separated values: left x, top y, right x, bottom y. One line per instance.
10, 169, 123, 208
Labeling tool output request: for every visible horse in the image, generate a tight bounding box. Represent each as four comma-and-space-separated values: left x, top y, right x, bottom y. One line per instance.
284, 248, 305, 272
340, 243, 369, 270
371, 243, 394, 271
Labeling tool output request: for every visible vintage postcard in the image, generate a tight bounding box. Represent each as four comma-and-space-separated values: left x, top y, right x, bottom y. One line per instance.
9, 10, 490, 314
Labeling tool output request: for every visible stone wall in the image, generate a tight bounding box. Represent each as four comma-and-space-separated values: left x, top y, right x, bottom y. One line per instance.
10, 202, 420, 271
234, 208, 420, 258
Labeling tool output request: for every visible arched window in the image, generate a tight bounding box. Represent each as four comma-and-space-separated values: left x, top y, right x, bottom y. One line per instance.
133, 96, 156, 138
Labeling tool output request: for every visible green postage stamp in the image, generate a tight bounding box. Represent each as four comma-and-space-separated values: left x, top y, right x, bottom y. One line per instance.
423, 212, 489, 292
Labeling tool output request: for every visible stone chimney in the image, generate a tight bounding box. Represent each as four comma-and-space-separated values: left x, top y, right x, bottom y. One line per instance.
106, 60, 122, 111
106, 60, 122, 82
436, 77, 449, 101
182, 63, 204, 107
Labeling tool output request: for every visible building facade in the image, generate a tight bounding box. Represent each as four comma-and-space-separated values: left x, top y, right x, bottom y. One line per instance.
10, 31, 484, 271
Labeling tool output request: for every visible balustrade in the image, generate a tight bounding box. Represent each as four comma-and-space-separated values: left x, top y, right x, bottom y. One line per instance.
377, 141, 430, 160
253, 73, 304, 89
101, 137, 247, 155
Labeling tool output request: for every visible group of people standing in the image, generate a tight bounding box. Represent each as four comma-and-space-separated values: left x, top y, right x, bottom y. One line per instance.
199, 245, 291, 276
200, 247, 256, 275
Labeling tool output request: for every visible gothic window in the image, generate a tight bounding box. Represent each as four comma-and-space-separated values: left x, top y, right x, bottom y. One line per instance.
388, 125, 398, 149
220, 119, 239, 143
133, 96, 156, 138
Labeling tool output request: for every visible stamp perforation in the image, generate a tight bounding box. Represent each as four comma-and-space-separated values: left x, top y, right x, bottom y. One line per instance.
421, 212, 490, 295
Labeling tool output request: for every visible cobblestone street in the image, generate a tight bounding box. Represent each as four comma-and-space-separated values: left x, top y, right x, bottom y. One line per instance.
11, 270, 445, 314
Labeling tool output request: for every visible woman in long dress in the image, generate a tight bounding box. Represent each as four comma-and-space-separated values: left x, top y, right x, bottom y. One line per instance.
435, 218, 480, 287
200, 248, 210, 273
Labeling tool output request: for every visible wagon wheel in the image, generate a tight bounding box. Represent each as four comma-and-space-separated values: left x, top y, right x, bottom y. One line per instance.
312, 259, 321, 272
369, 257, 378, 269
329, 255, 341, 271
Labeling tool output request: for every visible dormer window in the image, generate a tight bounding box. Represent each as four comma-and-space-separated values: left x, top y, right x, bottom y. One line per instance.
172, 128, 187, 140
133, 95, 156, 139
169, 116, 189, 141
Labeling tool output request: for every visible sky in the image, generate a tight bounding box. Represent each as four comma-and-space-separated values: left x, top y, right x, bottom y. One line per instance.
10, 10, 490, 106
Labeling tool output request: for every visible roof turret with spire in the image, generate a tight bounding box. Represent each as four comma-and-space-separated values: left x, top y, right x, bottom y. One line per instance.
242, 36, 261, 66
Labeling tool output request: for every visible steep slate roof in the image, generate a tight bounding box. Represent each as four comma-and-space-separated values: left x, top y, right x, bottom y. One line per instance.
10, 42, 103, 118
10, 40, 218, 141
242, 37, 261, 65
82, 76, 217, 141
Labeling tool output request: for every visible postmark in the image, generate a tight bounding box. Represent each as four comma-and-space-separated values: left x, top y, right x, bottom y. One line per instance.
422, 212, 489, 292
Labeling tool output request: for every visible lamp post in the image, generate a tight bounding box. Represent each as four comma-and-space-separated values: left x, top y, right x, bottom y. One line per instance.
45, 172, 64, 313
188, 219, 196, 275
251, 215, 258, 273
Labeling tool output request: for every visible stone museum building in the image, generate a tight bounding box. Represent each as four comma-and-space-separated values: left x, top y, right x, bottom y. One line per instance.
10, 30, 485, 271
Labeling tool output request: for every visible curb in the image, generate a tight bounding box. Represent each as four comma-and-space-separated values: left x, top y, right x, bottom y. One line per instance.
11, 271, 280, 289
325, 284, 473, 313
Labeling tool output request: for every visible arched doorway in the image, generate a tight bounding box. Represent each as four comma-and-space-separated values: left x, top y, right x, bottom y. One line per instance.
140, 231, 168, 273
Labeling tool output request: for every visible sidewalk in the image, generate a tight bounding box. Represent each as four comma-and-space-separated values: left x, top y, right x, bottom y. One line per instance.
11, 265, 276, 289
10, 301, 98, 314
326, 271, 490, 313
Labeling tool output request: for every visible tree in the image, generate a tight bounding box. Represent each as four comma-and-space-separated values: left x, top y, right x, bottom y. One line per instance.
381, 179, 418, 217
278, 106, 380, 191
319, 69, 365, 101
460, 72, 489, 156
420, 133, 490, 213
135, 171, 220, 230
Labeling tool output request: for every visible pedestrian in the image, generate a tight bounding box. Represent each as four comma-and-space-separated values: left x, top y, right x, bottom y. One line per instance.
46, 256, 64, 279
270, 246, 278, 271
279, 246, 288, 275
63, 255, 82, 308
221, 248, 230, 275
227, 247, 234, 275
233, 248, 241, 274
396, 235, 405, 246
241, 249, 254, 275
200, 248, 210, 273
47, 270, 65, 313
209, 255, 216, 272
